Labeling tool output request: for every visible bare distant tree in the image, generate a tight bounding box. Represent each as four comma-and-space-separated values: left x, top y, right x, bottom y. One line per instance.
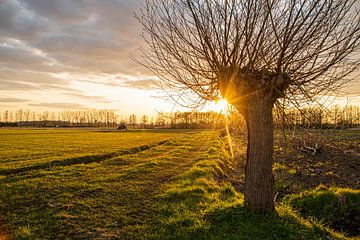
129, 114, 137, 128
9, 111, 14, 122
41, 111, 49, 121
24, 110, 31, 123
142, 114, 148, 128
16, 109, 24, 126
136, 0, 360, 210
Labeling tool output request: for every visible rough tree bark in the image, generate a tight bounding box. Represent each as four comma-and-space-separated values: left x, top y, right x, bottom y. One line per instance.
242, 98, 275, 210
223, 68, 283, 211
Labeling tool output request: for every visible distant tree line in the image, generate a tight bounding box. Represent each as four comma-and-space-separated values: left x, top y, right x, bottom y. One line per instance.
0, 105, 359, 129
274, 105, 360, 129
0, 109, 118, 128
0, 109, 226, 129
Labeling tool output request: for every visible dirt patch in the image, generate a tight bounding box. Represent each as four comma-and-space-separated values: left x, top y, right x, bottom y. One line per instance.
274, 131, 360, 193
228, 130, 360, 194
0, 233, 8, 240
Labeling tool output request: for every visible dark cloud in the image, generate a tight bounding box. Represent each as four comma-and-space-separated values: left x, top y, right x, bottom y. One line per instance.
0, 39, 61, 72
23, 0, 93, 24
0, 0, 48, 40
0, 0, 144, 75
342, 79, 360, 95
29, 102, 87, 109
0, 97, 29, 103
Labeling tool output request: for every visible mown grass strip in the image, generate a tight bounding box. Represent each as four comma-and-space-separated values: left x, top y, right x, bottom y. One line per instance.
0, 140, 169, 176
0, 129, 190, 172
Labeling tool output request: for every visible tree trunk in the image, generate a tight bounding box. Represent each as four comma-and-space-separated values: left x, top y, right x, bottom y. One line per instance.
243, 98, 275, 211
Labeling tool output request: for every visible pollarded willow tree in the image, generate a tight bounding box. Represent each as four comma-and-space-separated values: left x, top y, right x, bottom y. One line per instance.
136, 0, 360, 210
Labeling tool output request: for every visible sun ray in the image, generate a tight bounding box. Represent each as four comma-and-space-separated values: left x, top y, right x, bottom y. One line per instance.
225, 115, 234, 158
211, 98, 234, 158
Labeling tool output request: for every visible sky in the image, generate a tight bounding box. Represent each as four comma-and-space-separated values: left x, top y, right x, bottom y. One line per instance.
0, 0, 181, 116
0, 0, 359, 116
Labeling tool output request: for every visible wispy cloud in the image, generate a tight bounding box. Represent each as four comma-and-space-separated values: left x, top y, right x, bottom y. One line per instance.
65, 93, 111, 103
120, 79, 159, 90
29, 102, 87, 109
0, 97, 29, 102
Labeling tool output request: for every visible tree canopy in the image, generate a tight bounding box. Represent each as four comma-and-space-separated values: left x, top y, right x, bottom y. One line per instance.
137, 0, 360, 108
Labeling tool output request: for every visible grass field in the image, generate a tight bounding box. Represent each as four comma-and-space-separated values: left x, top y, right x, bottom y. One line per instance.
0, 129, 359, 239
0, 129, 190, 175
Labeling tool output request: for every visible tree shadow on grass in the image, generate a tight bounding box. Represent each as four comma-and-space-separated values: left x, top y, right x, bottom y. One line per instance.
133, 180, 335, 240
142, 201, 331, 240
198, 204, 327, 240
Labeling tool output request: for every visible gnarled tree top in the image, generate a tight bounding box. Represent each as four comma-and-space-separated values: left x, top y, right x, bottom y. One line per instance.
137, 0, 360, 107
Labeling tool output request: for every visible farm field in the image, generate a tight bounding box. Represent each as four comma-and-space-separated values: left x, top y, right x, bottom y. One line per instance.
0, 129, 191, 175
0, 129, 359, 240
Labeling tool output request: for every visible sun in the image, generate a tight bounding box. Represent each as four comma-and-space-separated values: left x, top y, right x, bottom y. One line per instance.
212, 98, 229, 113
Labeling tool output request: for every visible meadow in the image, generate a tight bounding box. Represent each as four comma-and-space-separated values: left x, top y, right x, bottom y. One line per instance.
0, 129, 188, 175
0, 129, 359, 240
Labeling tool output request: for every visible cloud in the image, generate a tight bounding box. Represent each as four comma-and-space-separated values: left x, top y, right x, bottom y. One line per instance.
0, 0, 145, 75
65, 93, 112, 103
0, 68, 76, 92
22, 0, 93, 24
0, 79, 39, 91
0, 0, 166, 113
120, 79, 160, 90
29, 102, 87, 109
0, 97, 29, 102
0, 38, 60, 72
0, 0, 49, 40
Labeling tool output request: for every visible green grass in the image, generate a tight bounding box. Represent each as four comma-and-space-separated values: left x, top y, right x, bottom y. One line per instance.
0, 129, 358, 239
284, 186, 360, 237
0, 131, 218, 239
0, 129, 190, 174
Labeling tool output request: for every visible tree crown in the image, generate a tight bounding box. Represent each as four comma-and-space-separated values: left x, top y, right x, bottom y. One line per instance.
137, 0, 360, 108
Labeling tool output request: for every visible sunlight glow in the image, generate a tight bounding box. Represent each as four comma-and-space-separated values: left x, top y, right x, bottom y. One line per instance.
213, 98, 234, 157
213, 98, 229, 113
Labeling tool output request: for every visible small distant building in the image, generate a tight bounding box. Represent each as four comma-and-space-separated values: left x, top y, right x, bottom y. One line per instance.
117, 123, 127, 131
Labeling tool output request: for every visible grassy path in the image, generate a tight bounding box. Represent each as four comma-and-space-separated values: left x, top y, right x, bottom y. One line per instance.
0, 131, 218, 239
